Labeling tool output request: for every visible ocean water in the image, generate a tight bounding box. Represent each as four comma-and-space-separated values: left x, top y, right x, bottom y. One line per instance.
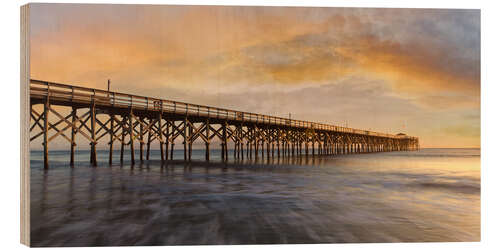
30, 148, 480, 246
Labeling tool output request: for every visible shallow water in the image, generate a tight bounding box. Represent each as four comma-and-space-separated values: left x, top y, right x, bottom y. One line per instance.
30, 148, 480, 246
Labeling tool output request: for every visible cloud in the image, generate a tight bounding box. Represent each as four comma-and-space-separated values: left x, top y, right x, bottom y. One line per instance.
28, 4, 480, 148
443, 124, 480, 138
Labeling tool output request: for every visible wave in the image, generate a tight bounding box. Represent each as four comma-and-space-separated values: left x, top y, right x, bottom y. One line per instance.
392, 154, 480, 158
409, 181, 480, 194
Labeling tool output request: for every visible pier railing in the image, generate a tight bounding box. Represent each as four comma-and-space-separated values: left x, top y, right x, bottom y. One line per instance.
30, 79, 416, 140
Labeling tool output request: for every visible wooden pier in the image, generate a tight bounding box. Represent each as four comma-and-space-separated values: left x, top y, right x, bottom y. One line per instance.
29, 79, 419, 169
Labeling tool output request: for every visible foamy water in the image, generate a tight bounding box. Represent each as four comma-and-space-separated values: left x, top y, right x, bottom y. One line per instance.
30, 148, 480, 246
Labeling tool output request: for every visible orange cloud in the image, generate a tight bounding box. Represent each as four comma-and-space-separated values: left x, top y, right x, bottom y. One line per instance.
28, 4, 480, 148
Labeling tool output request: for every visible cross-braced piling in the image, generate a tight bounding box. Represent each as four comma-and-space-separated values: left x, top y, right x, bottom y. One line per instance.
29, 79, 419, 169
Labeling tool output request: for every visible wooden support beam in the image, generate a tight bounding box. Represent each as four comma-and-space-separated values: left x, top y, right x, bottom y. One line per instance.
165, 119, 169, 161
222, 122, 228, 161
282, 140, 285, 158
287, 132, 291, 157
266, 127, 270, 159
254, 127, 258, 159
120, 116, 125, 163
312, 137, 315, 156
236, 125, 241, 159
221, 124, 225, 161
139, 117, 144, 163
183, 118, 187, 161
129, 110, 135, 165
43, 98, 49, 169
47, 118, 73, 144
170, 141, 175, 160
261, 138, 265, 159
30, 108, 44, 132
95, 117, 111, 138
90, 101, 97, 167
297, 137, 302, 156
246, 142, 250, 159
158, 112, 164, 162
277, 134, 281, 158
109, 114, 114, 165
240, 125, 244, 159
188, 122, 193, 161
146, 118, 151, 160
205, 120, 210, 161
248, 128, 253, 159
70, 108, 76, 166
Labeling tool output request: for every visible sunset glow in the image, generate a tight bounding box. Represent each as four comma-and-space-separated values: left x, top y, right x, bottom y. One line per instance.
30, 4, 480, 148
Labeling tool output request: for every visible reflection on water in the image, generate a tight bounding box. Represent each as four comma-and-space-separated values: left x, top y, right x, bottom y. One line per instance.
30, 148, 480, 246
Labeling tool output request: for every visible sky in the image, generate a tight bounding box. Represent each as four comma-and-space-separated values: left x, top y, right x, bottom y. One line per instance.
29, 3, 480, 148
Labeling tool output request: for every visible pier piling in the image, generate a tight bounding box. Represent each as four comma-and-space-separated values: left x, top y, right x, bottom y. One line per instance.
29, 79, 419, 168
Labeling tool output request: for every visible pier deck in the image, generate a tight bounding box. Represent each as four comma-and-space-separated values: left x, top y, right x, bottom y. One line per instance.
29, 79, 419, 169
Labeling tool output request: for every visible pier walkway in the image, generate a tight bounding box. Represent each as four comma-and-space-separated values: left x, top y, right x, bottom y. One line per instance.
29, 79, 419, 169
